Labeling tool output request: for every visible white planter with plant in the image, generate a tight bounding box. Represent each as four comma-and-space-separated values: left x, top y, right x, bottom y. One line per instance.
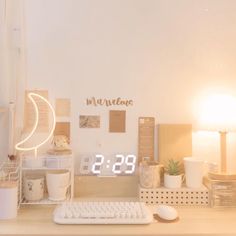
164, 159, 183, 189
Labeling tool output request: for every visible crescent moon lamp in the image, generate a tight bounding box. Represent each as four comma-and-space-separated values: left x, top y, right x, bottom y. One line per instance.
15, 92, 56, 157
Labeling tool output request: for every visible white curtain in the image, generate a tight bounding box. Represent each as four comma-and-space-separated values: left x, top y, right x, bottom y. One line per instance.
0, 0, 8, 104
0, 0, 27, 159
0, 0, 10, 159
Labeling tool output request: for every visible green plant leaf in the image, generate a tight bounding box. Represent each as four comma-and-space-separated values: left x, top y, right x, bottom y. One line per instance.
165, 159, 181, 175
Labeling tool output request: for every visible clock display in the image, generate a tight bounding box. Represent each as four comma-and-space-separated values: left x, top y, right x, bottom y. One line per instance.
79, 154, 137, 176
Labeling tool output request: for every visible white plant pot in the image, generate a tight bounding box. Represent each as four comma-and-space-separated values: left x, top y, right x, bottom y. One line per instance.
164, 173, 183, 189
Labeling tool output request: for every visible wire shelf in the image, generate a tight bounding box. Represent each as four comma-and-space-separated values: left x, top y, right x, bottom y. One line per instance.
20, 154, 74, 205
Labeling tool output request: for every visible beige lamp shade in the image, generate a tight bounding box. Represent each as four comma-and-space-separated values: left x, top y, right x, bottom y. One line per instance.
198, 94, 236, 132
197, 93, 236, 180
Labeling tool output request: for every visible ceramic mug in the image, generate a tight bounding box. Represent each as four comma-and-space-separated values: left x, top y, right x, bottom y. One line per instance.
23, 175, 44, 201
184, 157, 204, 188
139, 161, 163, 188
46, 170, 70, 201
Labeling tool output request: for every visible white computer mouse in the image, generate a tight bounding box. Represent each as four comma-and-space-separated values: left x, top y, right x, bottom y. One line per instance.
155, 205, 178, 221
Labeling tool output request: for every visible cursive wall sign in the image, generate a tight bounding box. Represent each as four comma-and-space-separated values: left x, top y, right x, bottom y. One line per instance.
86, 97, 133, 107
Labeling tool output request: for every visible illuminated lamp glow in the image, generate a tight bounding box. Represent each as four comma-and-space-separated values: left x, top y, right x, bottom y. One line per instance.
15, 93, 56, 157
199, 94, 236, 132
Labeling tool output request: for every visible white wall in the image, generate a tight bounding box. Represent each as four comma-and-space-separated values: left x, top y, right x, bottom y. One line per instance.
19, 0, 236, 172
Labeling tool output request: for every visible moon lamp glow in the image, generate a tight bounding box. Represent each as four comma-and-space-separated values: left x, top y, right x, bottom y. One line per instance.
15, 92, 56, 157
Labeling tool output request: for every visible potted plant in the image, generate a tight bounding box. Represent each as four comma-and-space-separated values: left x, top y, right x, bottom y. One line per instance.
164, 159, 183, 189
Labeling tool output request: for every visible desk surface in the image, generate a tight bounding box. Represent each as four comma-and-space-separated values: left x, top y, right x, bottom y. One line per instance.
0, 202, 236, 236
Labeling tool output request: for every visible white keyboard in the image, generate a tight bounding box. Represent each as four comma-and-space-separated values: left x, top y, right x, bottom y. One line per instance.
53, 201, 153, 224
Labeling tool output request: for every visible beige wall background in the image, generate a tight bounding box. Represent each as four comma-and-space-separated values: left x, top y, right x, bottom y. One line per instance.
1, 0, 236, 173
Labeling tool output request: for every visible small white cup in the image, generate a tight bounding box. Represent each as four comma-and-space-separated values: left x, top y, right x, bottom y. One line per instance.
184, 157, 204, 188
46, 170, 70, 201
23, 175, 44, 201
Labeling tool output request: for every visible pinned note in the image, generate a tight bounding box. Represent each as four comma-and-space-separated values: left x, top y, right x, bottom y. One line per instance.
79, 115, 100, 128
138, 117, 155, 162
109, 110, 126, 133
54, 122, 70, 141
55, 98, 71, 117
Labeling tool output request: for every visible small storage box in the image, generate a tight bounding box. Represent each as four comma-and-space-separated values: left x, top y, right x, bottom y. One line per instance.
139, 185, 209, 206
204, 177, 236, 207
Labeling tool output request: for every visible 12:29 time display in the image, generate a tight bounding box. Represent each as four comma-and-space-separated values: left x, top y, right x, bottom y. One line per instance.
91, 154, 136, 175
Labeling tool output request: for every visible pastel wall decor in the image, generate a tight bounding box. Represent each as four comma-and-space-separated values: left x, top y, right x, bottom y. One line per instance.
54, 122, 70, 141
138, 117, 155, 162
79, 115, 100, 128
55, 98, 71, 117
86, 97, 133, 107
109, 110, 126, 133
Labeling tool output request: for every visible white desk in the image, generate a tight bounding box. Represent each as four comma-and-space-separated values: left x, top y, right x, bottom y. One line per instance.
0, 202, 236, 236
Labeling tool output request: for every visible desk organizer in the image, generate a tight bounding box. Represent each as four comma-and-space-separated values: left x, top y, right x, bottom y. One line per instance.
19, 154, 74, 205
139, 185, 209, 206
0, 161, 20, 219
204, 177, 236, 207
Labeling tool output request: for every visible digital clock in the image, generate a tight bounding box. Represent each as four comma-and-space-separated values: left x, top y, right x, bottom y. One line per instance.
79, 153, 137, 176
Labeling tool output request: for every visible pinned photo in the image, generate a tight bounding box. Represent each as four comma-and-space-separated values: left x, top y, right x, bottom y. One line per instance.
79, 115, 100, 128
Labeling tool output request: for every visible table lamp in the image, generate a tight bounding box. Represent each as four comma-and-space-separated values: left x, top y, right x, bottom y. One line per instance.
15, 92, 56, 157
198, 93, 236, 180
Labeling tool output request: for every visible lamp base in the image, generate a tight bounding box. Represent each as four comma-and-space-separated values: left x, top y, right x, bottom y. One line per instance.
208, 172, 236, 180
